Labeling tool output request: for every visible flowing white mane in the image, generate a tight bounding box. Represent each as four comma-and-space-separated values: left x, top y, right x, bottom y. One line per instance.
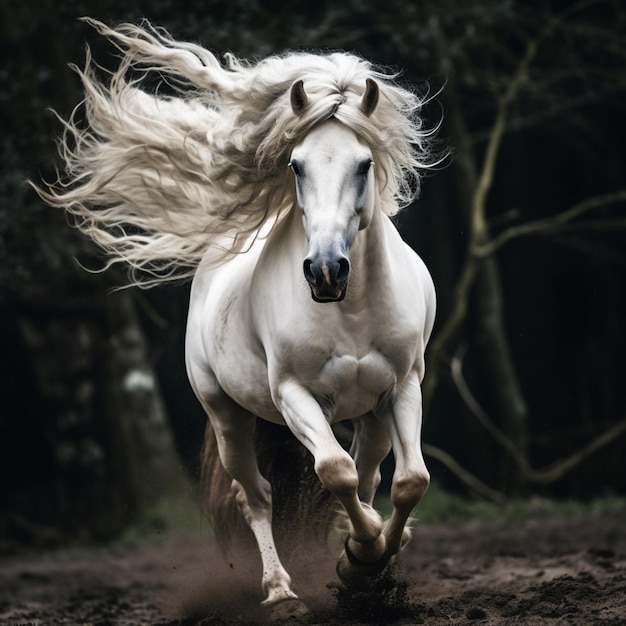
37, 19, 435, 285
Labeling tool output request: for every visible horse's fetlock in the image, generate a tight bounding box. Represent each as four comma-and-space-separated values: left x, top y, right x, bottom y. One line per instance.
347, 529, 386, 561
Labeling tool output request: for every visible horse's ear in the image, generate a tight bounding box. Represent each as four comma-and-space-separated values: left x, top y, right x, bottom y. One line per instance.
360, 78, 379, 117
290, 80, 309, 115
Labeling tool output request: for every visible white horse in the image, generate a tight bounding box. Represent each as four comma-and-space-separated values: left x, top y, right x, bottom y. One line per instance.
36, 20, 438, 610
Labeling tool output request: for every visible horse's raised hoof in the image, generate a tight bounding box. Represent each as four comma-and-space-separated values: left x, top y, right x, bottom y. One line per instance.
336, 538, 391, 588
265, 597, 309, 622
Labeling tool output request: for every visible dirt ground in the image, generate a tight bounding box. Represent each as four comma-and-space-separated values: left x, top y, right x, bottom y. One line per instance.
1, 510, 625, 625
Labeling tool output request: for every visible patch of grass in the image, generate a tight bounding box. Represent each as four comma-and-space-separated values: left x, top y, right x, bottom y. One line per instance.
374, 482, 626, 525
115, 481, 626, 548
117, 486, 211, 548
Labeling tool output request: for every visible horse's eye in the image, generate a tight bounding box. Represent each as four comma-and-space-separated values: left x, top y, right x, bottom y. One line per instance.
288, 160, 303, 177
357, 159, 373, 176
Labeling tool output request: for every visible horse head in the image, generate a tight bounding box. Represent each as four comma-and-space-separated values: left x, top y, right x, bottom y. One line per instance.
289, 79, 380, 302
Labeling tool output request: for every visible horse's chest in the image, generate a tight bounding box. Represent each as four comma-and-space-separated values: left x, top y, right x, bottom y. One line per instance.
311, 347, 402, 420
276, 311, 420, 420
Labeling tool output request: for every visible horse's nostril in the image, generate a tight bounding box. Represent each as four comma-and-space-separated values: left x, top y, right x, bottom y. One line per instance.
303, 258, 316, 285
337, 257, 350, 284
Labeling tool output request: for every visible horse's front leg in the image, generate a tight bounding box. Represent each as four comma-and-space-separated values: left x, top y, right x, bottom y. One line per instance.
274, 380, 387, 567
383, 371, 430, 557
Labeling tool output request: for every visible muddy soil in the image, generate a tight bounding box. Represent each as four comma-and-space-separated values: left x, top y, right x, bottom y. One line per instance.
1, 511, 624, 625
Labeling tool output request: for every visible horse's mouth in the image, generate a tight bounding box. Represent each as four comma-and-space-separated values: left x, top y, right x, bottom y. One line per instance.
310, 283, 348, 303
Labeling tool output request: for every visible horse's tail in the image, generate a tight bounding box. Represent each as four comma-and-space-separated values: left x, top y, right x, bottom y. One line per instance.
200, 418, 338, 552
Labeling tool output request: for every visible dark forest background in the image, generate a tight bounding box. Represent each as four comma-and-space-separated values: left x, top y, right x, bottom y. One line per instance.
1, 0, 625, 547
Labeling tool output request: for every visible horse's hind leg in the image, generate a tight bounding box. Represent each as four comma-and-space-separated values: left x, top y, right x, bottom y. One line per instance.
351, 414, 392, 506
204, 397, 298, 605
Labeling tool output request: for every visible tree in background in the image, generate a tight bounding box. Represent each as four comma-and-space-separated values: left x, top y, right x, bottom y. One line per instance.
344, 0, 626, 496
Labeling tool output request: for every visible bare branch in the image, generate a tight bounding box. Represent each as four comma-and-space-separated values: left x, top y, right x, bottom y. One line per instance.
471, 37, 540, 241
423, 31, 544, 410
451, 345, 532, 475
549, 218, 626, 233
532, 420, 626, 485
451, 345, 626, 487
476, 190, 626, 257
422, 443, 505, 503
471, 81, 626, 145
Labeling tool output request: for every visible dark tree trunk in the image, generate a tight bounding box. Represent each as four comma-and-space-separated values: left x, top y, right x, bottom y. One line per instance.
422, 21, 532, 494
11, 286, 187, 542
470, 256, 530, 493
0, 6, 187, 543
100, 290, 187, 510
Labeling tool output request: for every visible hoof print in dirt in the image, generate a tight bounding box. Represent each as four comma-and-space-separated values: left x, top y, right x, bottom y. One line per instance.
266, 598, 309, 622
466, 606, 489, 620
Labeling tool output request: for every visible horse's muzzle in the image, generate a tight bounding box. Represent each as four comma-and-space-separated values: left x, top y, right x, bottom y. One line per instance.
303, 256, 350, 303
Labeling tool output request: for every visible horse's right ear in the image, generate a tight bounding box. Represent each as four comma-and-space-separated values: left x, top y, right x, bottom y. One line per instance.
290, 80, 308, 115
360, 78, 379, 117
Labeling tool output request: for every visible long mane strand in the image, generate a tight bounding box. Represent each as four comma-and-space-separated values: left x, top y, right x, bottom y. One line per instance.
34, 19, 436, 286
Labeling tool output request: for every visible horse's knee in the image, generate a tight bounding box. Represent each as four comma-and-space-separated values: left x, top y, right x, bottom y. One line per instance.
391, 469, 430, 510
315, 451, 358, 497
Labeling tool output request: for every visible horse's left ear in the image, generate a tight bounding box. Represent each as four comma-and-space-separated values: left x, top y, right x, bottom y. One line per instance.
360, 78, 379, 117
290, 80, 309, 116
